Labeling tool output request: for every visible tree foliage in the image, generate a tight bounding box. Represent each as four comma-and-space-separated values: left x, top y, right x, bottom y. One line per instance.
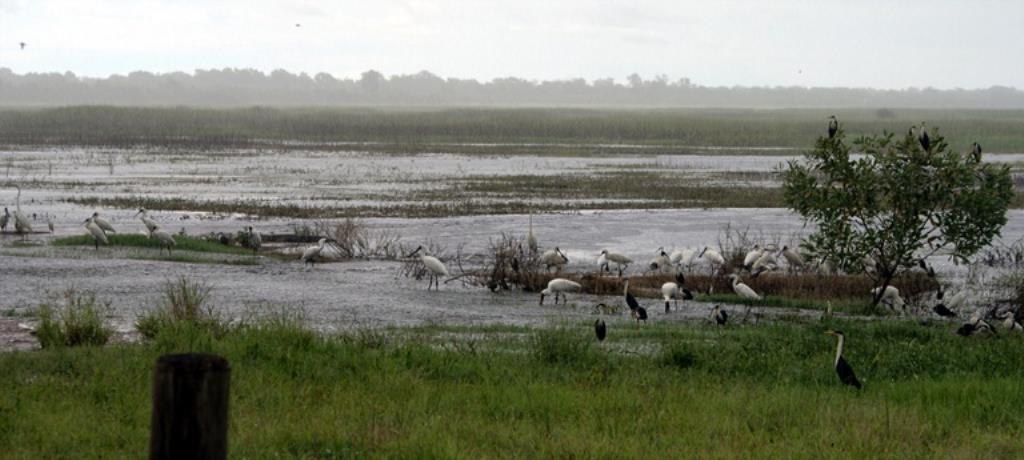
783, 126, 1013, 304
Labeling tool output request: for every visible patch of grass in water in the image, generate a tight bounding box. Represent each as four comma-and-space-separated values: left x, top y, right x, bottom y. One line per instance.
53, 233, 252, 255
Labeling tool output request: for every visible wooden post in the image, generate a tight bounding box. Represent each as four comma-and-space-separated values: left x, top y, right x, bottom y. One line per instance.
149, 353, 230, 460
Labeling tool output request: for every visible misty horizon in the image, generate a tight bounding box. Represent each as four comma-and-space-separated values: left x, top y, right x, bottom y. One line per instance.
2, 66, 1024, 108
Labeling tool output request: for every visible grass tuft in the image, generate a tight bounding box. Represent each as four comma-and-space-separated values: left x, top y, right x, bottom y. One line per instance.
34, 289, 113, 348
135, 277, 229, 339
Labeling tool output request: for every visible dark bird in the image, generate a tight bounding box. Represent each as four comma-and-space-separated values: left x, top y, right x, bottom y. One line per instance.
295, 23, 301, 27
957, 318, 996, 337
635, 306, 648, 324
917, 259, 936, 278
824, 330, 862, 389
624, 279, 640, 311
711, 305, 727, 326
19, 42, 26, 50
827, 115, 838, 139
970, 142, 982, 163
917, 123, 931, 152
594, 319, 607, 341
933, 303, 956, 318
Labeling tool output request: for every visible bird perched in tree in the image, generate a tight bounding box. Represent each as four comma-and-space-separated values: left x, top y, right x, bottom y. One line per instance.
594, 319, 607, 341
915, 123, 931, 152
827, 115, 838, 139
969, 142, 983, 163
824, 330, 861, 389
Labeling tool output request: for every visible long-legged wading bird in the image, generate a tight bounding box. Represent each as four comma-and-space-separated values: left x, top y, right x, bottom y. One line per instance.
780, 245, 805, 271
1, 207, 9, 232
828, 115, 839, 139
698, 246, 724, 272
135, 208, 159, 236
594, 319, 607, 341
247, 226, 262, 255
743, 244, 764, 270
870, 285, 905, 311
539, 278, 581, 305
824, 330, 862, 389
407, 245, 449, 290
526, 212, 538, 254
151, 227, 176, 255
92, 212, 116, 234
601, 249, 633, 276
301, 237, 332, 268
540, 247, 569, 272
83, 217, 108, 249
650, 247, 672, 273
711, 304, 727, 326
13, 186, 33, 239
670, 247, 696, 270
728, 274, 761, 300
661, 272, 693, 313
623, 279, 647, 323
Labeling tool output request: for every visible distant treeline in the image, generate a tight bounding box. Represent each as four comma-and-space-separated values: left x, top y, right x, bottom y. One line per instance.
1, 68, 1023, 108
2, 106, 1024, 151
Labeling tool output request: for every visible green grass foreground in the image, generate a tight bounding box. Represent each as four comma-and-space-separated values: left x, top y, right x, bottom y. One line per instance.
1, 318, 1022, 458
52, 233, 253, 256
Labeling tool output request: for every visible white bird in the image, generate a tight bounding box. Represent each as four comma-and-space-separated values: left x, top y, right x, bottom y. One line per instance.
151, 227, 177, 255
937, 286, 969, 311
870, 285, 905, 310
526, 213, 538, 254
408, 245, 449, 290
91, 212, 116, 234
670, 247, 697, 270
1002, 310, 1023, 332
539, 278, 582, 305
661, 273, 693, 313
83, 217, 108, 249
247, 226, 262, 255
600, 249, 633, 277
135, 208, 159, 236
699, 246, 725, 271
301, 238, 332, 268
780, 245, 805, 271
0, 207, 9, 232
751, 251, 778, 277
596, 252, 610, 273
540, 247, 569, 272
13, 186, 32, 239
649, 247, 672, 273
742, 245, 764, 269
728, 274, 761, 300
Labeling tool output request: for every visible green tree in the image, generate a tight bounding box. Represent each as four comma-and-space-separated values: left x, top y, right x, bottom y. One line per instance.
783, 126, 1013, 306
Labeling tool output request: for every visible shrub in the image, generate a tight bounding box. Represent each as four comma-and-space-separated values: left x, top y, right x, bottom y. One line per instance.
135, 277, 228, 339
34, 289, 112, 348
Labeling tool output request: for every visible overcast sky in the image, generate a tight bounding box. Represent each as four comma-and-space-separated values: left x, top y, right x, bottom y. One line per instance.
1, 0, 1021, 89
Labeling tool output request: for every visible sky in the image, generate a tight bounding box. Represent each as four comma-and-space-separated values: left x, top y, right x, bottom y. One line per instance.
1, 0, 1022, 89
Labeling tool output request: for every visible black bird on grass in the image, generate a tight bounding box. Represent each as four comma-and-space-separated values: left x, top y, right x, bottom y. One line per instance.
594, 319, 607, 341
933, 303, 957, 318
827, 115, 838, 139
711, 305, 727, 326
824, 330, 862, 390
